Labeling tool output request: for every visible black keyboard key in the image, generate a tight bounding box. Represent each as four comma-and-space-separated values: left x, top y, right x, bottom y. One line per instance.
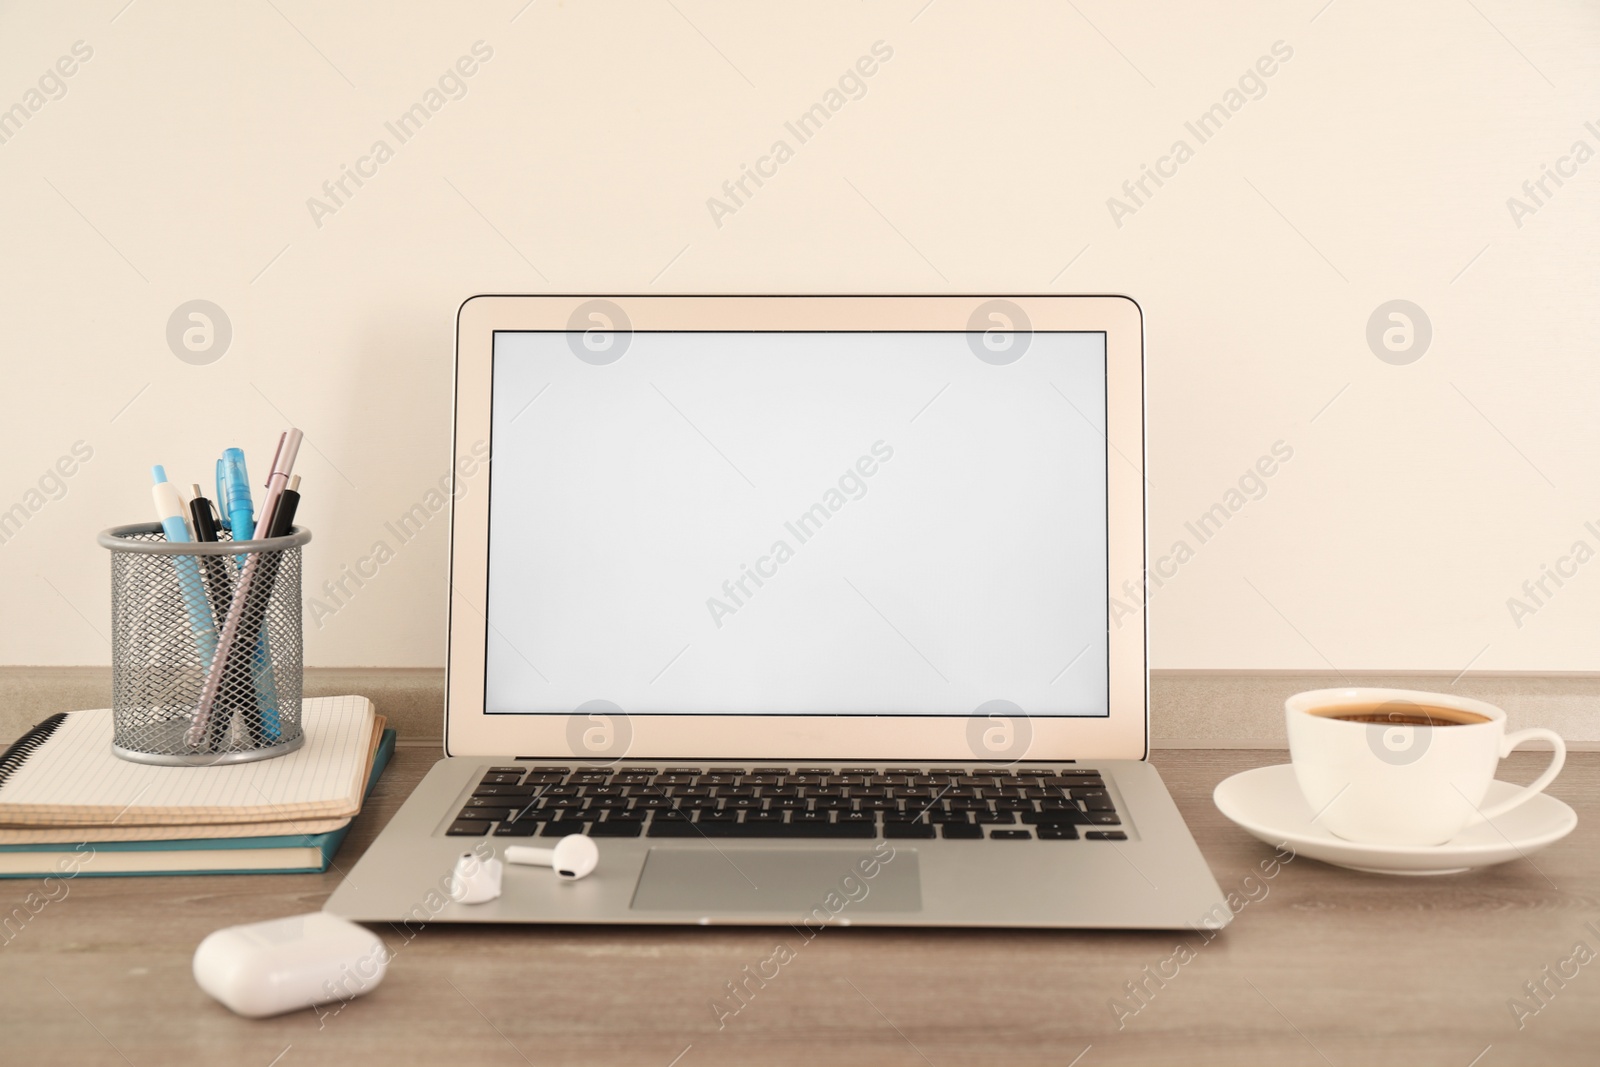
1037, 825, 1080, 840
488, 766, 526, 774
884, 822, 936, 839
543, 797, 584, 810
1087, 812, 1122, 825
479, 773, 522, 785
765, 821, 874, 838
446, 820, 489, 835
532, 766, 572, 773
974, 811, 1015, 824
723, 797, 762, 809
542, 821, 589, 837
663, 767, 702, 774
990, 830, 1032, 839
941, 823, 984, 839
631, 796, 675, 809
743, 809, 784, 824
790, 810, 829, 824
1022, 810, 1089, 826
698, 811, 739, 825
1087, 831, 1128, 841
646, 820, 874, 839
698, 774, 739, 786
1081, 797, 1118, 812
606, 810, 645, 822
472, 783, 538, 798
589, 820, 643, 837
585, 785, 626, 797
493, 821, 541, 837
837, 810, 874, 824
455, 807, 510, 821
586, 796, 629, 809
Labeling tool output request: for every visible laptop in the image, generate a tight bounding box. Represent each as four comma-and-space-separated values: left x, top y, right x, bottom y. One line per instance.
325, 295, 1230, 929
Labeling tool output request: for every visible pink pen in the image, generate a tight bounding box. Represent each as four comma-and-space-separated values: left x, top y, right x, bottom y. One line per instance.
187, 430, 303, 748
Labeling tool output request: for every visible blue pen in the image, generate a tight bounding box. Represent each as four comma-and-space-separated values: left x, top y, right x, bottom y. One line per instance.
222, 448, 254, 557
152, 467, 219, 674
223, 447, 283, 742
215, 458, 231, 531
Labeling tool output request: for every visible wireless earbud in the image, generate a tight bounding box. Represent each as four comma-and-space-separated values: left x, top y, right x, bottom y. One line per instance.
449, 851, 503, 904
505, 835, 599, 880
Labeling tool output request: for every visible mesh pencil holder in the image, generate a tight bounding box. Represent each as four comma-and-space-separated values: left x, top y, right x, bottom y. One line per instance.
96, 522, 311, 766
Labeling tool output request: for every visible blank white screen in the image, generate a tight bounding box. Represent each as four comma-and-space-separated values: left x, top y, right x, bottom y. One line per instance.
484, 331, 1109, 716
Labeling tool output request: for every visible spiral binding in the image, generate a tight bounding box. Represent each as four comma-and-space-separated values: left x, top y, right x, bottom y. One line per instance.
0, 714, 67, 791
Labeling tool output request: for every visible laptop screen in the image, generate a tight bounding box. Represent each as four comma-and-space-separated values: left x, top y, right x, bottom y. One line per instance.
484, 330, 1109, 718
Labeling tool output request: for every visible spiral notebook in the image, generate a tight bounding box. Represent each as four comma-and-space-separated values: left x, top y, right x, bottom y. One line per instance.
0, 695, 378, 828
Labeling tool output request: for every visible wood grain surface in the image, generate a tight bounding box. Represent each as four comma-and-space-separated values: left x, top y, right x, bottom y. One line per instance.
1, 746, 1595, 1067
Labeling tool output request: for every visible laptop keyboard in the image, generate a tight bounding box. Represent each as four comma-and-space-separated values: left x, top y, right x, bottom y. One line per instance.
446, 766, 1125, 841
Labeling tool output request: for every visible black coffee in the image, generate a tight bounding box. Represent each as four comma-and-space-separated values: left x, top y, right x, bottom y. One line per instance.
1310, 702, 1490, 727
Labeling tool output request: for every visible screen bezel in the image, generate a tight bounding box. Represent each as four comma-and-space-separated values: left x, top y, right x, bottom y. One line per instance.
446, 295, 1147, 760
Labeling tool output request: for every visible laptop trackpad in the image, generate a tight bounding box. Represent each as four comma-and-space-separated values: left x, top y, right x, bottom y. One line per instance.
630, 847, 921, 914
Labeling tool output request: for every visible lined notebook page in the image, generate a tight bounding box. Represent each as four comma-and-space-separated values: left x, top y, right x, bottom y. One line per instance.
0, 696, 376, 827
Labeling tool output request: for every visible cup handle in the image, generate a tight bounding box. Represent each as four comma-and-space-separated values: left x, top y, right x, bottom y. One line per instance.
1468, 728, 1566, 824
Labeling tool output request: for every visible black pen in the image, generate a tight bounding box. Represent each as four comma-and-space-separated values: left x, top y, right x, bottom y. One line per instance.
189, 486, 243, 748
267, 475, 300, 537
246, 474, 301, 745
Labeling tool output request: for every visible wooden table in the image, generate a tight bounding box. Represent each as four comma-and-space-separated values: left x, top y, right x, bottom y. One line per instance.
2, 747, 1595, 1066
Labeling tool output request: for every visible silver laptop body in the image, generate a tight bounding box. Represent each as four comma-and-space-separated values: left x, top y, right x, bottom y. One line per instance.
326, 295, 1230, 930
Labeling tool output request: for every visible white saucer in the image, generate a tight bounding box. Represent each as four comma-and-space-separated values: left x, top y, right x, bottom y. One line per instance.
1213, 764, 1577, 875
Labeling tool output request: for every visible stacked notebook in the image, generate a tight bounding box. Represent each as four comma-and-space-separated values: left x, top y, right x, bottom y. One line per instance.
0, 695, 393, 876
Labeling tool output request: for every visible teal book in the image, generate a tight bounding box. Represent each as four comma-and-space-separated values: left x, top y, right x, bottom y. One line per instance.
0, 728, 395, 878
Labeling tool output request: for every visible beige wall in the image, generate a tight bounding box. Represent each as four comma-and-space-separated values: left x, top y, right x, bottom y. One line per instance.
1, 1, 1597, 674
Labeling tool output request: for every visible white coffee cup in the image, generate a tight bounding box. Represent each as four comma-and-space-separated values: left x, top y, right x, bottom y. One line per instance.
1285, 687, 1566, 847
